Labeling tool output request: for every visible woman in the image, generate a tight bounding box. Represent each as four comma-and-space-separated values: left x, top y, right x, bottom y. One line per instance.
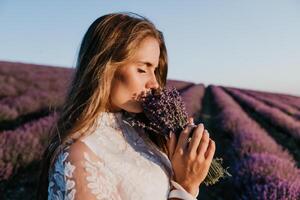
37, 12, 215, 200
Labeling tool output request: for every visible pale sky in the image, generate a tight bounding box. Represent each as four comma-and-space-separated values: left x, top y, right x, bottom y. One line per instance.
0, 0, 299, 96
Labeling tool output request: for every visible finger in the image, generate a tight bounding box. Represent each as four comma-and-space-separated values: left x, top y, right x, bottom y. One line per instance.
188, 123, 204, 154
166, 131, 177, 158
204, 139, 216, 162
166, 136, 170, 157
176, 123, 194, 152
197, 129, 210, 156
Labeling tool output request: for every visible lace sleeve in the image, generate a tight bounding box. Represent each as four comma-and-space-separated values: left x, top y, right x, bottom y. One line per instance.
48, 140, 122, 200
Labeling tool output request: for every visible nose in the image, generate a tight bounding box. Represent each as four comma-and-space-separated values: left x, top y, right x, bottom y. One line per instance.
146, 73, 159, 90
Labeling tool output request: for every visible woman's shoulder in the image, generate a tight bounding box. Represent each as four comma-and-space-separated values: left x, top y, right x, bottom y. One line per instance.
48, 140, 120, 200
56, 139, 102, 167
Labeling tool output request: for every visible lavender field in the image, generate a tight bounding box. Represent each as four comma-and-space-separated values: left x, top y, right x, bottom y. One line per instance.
0, 61, 299, 200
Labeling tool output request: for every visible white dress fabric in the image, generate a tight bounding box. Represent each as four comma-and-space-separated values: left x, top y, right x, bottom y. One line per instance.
47, 111, 174, 200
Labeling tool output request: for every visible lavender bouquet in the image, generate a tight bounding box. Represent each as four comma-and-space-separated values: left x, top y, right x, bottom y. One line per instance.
123, 87, 231, 186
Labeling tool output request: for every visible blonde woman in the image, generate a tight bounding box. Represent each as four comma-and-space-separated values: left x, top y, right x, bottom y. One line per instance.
37, 12, 215, 200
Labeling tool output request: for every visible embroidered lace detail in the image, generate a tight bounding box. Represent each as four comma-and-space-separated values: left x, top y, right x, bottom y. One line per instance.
48, 147, 76, 200
84, 152, 118, 199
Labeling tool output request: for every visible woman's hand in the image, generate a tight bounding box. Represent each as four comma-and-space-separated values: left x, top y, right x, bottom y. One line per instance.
166, 117, 216, 196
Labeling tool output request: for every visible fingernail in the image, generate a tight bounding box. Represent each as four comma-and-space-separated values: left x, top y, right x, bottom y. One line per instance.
205, 130, 209, 135
169, 131, 172, 139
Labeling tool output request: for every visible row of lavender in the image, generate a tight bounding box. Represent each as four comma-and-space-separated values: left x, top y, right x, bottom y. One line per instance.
166, 79, 195, 92
278, 94, 300, 110
151, 79, 205, 117
178, 84, 205, 118
260, 90, 300, 110
0, 113, 57, 180
237, 87, 300, 111
0, 61, 72, 121
233, 87, 300, 120
223, 87, 300, 141
211, 85, 300, 199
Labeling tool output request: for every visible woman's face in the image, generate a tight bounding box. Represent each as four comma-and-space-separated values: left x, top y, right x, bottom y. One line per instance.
109, 37, 160, 113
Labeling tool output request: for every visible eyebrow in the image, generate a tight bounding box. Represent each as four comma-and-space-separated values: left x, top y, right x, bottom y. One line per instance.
137, 61, 159, 69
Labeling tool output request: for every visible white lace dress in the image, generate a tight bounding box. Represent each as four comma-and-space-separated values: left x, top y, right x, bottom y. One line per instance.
47, 111, 174, 200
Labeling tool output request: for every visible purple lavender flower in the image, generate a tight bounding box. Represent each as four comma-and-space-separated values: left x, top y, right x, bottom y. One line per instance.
123, 87, 230, 186
140, 87, 188, 138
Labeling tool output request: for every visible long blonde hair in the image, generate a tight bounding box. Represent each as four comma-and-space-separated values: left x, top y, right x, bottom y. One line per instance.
37, 12, 168, 199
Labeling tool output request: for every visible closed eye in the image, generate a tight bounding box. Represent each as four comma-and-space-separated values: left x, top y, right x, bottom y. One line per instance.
137, 68, 146, 73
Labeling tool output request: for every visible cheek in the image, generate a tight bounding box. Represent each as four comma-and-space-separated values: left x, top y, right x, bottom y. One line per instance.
118, 69, 144, 92
112, 70, 143, 101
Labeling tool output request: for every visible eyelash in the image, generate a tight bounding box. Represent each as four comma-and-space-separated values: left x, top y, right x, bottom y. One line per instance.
138, 68, 146, 73
138, 68, 158, 74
